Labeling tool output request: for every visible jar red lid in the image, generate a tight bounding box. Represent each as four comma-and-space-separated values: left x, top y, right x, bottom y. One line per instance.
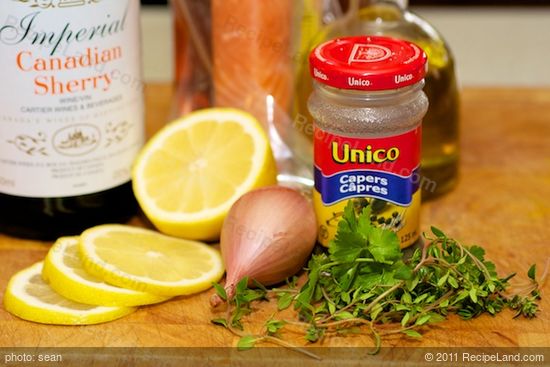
309, 35, 427, 91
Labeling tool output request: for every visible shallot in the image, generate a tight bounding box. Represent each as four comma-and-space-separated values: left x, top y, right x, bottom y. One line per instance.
210, 186, 317, 307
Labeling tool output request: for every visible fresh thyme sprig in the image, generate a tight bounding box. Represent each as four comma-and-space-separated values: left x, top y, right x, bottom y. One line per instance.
211, 202, 546, 355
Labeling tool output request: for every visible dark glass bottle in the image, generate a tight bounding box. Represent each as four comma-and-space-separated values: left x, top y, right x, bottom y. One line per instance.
0, 184, 137, 240
0, 1, 144, 240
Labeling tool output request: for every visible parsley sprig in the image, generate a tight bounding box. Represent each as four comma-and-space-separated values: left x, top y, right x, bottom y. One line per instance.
212, 202, 546, 355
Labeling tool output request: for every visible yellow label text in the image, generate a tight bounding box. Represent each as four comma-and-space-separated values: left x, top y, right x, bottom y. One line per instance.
331, 142, 400, 164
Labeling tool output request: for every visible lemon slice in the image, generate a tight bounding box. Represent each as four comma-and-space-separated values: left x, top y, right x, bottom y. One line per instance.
132, 108, 277, 240
79, 225, 225, 296
42, 237, 170, 307
3, 262, 135, 325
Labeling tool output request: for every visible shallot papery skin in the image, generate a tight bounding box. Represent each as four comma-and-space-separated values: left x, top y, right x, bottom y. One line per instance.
211, 186, 317, 306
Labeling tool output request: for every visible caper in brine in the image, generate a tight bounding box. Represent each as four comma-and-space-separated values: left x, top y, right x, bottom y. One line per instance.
371, 199, 387, 214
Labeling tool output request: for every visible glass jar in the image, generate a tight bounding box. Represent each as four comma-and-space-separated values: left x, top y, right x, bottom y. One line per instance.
296, 0, 459, 199
309, 36, 428, 248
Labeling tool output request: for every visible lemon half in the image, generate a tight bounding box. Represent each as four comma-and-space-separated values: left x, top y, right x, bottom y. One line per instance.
132, 108, 277, 240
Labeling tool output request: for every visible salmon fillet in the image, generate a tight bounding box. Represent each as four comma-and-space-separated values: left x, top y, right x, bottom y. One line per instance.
211, 0, 294, 132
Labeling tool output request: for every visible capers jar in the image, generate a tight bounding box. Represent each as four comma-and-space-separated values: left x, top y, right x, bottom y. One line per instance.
308, 35, 428, 248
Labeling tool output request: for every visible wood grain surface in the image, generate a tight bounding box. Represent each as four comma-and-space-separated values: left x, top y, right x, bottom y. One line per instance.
0, 85, 548, 366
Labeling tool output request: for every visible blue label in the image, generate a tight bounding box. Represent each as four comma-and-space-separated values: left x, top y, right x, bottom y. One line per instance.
314, 167, 420, 206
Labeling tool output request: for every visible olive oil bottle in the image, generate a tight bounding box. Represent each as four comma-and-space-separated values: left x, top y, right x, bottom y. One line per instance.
352, 0, 459, 199
0, 0, 144, 240
295, 0, 459, 199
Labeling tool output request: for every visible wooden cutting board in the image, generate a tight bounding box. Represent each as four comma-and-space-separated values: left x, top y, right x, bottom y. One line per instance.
0, 86, 548, 366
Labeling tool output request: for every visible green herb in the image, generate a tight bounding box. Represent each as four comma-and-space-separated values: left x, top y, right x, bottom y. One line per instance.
265, 319, 286, 335
228, 277, 268, 330
237, 335, 257, 350
212, 202, 546, 356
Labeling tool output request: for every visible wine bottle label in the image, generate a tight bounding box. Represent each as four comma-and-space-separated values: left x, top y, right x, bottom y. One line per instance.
313, 126, 422, 248
0, 0, 143, 198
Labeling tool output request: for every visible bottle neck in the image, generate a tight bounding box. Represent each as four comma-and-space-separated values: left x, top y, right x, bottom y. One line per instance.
358, 0, 408, 8
359, 0, 409, 9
